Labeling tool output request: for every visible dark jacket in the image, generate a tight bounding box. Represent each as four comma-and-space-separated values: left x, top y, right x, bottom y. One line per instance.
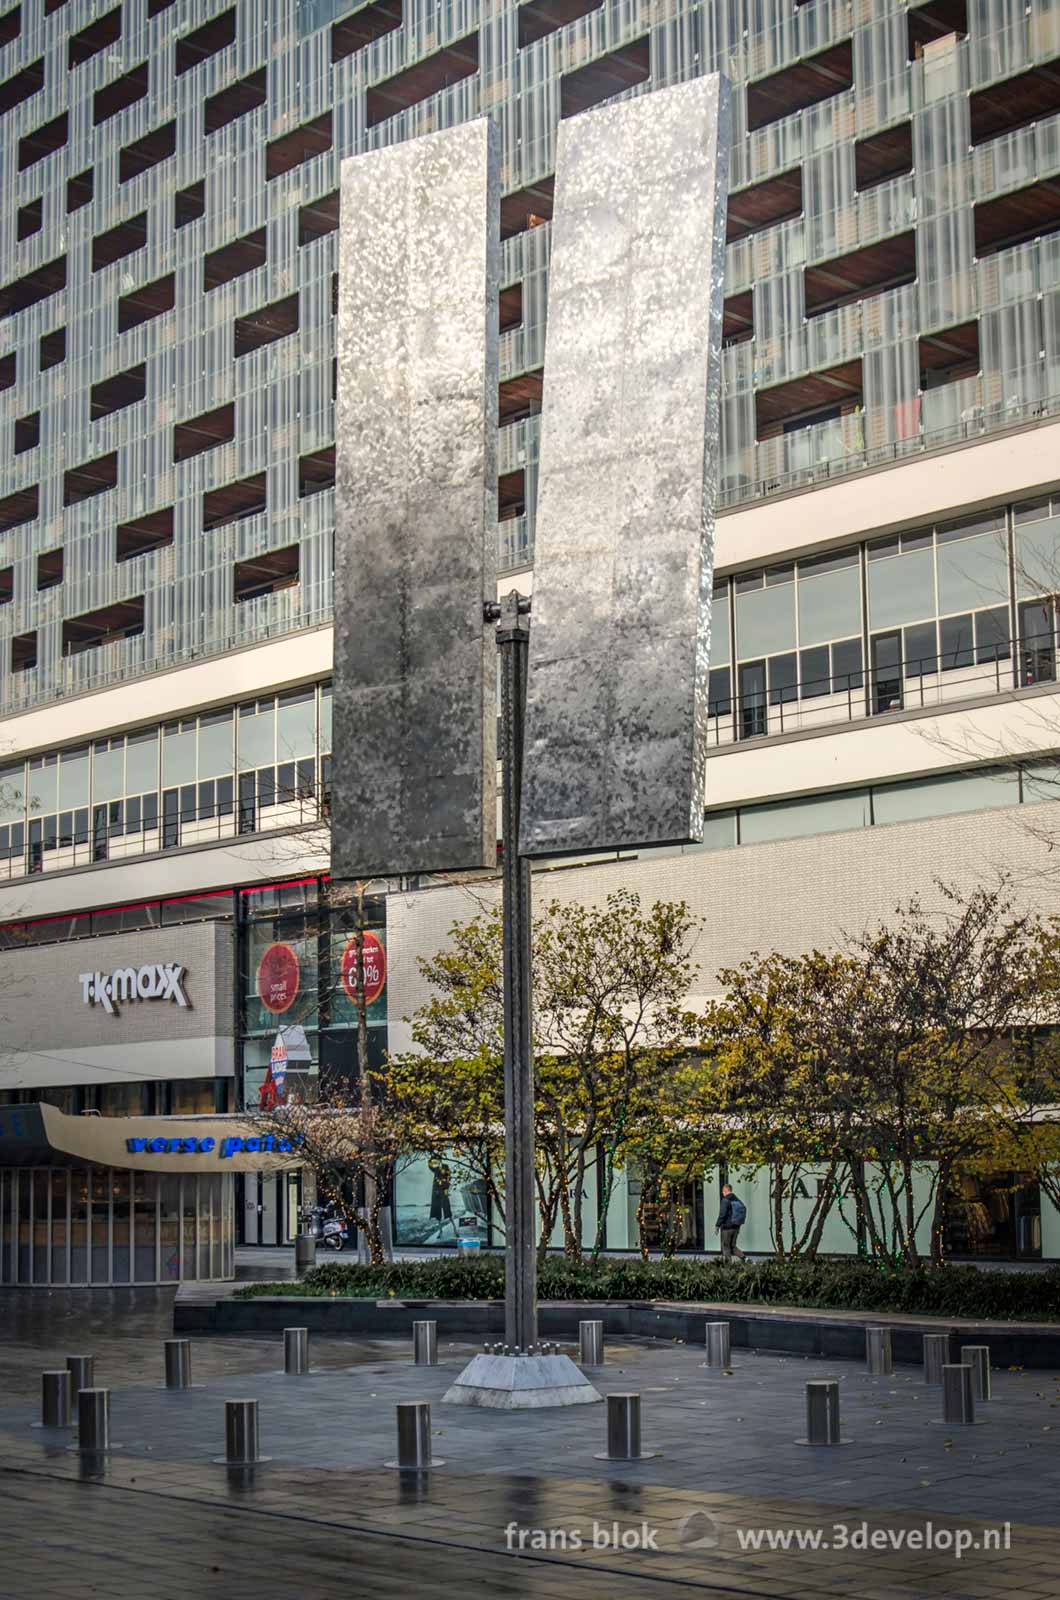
716, 1194, 740, 1229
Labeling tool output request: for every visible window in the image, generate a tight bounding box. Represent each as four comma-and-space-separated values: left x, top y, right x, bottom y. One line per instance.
119, 121, 176, 183
366, 34, 478, 128
116, 508, 173, 562
92, 213, 147, 272
874, 768, 1017, 825
174, 180, 205, 228
0, 60, 42, 118
919, 322, 979, 390
974, 181, 1060, 257
62, 598, 144, 657
746, 41, 853, 132
90, 364, 146, 420
726, 169, 802, 243
796, 546, 861, 646
117, 273, 175, 333
0, 256, 66, 318
18, 111, 66, 170
68, 7, 121, 68
740, 788, 871, 845
11, 632, 36, 672
16, 198, 41, 239
0, 353, 13, 390
854, 123, 913, 191
173, 403, 235, 462
266, 113, 332, 179
39, 327, 65, 369
500, 177, 554, 240
970, 58, 1060, 147
723, 292, 753, 347
517, 0, 602, 47
866, 530, 936, 630
0, 485, 38, 531
499, 282, 523, 334
499, 369, 543, 424
298, 190, 339, 246
498, 468, 525, 521
804, 232, 916, 317
755, 360, 863, 439
298, 447, 335, 497
707, 667, 731, 716
559, 34, 649, 119
234, 294, 299, 356
331, 0, 401, 60
204, 66, 266, 135
233, 546, 299, 602
203, 228, 266, 291
0, 567, 12, 603
93, 64, 149, 125
175, 8, 236, 73
66, 169, 93, 212
14, 412, 39, 453
64, 452, 117, 505
202, 473, 266, 530
976, 606, 1011, 664
0, 7, 20, 48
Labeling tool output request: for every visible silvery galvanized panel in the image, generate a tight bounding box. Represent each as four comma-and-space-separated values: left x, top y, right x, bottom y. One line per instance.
332, 121, 499, 879
519, 78, 731, 857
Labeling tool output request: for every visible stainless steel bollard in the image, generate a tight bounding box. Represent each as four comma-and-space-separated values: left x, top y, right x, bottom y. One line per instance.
941, 1363, 976, 1425
66, 1355, 95, 1394
413, 1320, 438, 1367
223, 1400, 261, 1464
294, 1233, 316, 1273
798, 1380, 850, 1445
284, 1327, 309, 1376
866, 1326, 894, 1376
386, 1401, 444, 1469
703, 1321, 732, 1370
40, 1370, 72, 1428
594, 1392, 656, 1461
77, 1388, 110, 1453
923, 1333, 949, 1385
579, 1320, 604, 1367
164, 1339, 192, 1390
960, 1345, 991, 1402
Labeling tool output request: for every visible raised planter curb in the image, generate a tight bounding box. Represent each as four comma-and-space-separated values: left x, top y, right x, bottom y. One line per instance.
174, 1291, 1060, 1367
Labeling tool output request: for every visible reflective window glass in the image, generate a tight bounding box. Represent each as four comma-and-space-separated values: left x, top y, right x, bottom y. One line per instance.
319, 684, 332, 752
799, 645, 830, 697
707, 667, 731, 715
867, 546, 936, 629
198, 708, 233, 780
939, 612, 973, 670
27, 756, 57, 817
797, 554, 862, 646
1016, 513, 1060, 599
238, 700, 275, 770
162, 721, 197, 785
710, 585, 730, 665
93, 739, 124, 804
126, 728, 158, 794
740, 789, 871, 845
975, 606, 1011, 663
903, 621, 938, 677
58, 747, 89, 809
0, 766, 24, 825
872, 768, 1020, 824
830, 637, 863, 691
769, 652, 797, 705
277, 687, 316, 760
936, 530, 1008, 616
736, 577, 796, 658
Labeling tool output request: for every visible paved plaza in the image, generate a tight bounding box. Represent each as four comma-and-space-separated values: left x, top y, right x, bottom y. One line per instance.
1, 1289, 1059, 1599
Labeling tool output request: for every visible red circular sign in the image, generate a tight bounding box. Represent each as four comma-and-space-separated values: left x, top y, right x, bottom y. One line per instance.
257, 942, 300, 1014
340, 931, 386, 1007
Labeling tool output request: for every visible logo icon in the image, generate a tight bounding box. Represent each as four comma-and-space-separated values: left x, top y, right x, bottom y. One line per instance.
675, 1511, 721, 1550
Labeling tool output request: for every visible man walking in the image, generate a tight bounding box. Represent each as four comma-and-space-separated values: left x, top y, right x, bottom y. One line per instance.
716, 1183, 747, 1262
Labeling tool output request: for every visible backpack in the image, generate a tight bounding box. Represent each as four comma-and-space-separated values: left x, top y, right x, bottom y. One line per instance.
729, 1197, 747, 1225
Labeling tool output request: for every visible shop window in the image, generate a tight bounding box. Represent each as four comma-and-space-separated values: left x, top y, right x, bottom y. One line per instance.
266, 113, 332, 179
234, 294, 299, 357
499, 369, 543, 425
175, 180, 205, 228
204, 66, 266, 135
0, 352, 13, 390
974, 180, 1060, 257
804, 231, 916, 317
919, 321, 979, 390
176, 7, 235, 73
746, 40, 853, 132
116, 507, 173, 562
500, 177, 554, 240
204, 227, 266, 291
173, 403, 235, 462
559, 34, 649, 119
723, 291, 753, 347
970, 58, 1060, 146
1, 256, 66, 318
92, 212, 147, 272
298, 190, 339, 245
0, 484, 38, 530
90, 363, 147, 420
39, 326, 65, 369
118, 273, 175, 332
498, 468, 525, 522
119, 120, 176, 183
907, 0, 967, 59
93, 63, 149, 125
234, 545, 299, 602
0, 6, 20, 47
331, 0, 402, 61
754, 359, 863, 439
62, 598, 144, 657
66, 168, 93, 212
18, 110, 66, 170
0, 567, 12, 603
854, 122, 913, 191
63, 451, 118, 505
518, 0, 602, 48
366, 34, 479, 128
202, 472, 267, 530
36, 547, 62, 590
0, 60, 42, 117
14, 411, 39, 453
298, 446, 335, 497
11, 631, 36, 672
499, 282, 523, 333
726, 168, 802, 243
16, 198, 41, 239
68, 6, 121, 67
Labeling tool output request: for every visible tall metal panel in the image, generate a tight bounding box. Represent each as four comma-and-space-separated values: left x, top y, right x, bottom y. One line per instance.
331, 120, 499, 879
519, 77, 731, 859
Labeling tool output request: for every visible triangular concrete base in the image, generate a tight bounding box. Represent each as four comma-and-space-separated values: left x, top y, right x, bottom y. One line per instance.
442, 1352, 602, 1409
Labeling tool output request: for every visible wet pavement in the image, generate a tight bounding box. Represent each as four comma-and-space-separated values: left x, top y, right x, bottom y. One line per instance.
2, 1287, 1059, 1599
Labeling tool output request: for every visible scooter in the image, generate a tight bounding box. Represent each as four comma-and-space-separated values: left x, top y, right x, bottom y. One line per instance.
303, 1202, 350, 1251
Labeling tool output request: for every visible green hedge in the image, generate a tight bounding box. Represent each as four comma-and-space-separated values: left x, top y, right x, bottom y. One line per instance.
234, 1254, 1060, 1321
